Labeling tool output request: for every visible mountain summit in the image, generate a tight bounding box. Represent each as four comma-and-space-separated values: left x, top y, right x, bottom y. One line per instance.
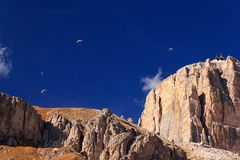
139, 56, 240, 153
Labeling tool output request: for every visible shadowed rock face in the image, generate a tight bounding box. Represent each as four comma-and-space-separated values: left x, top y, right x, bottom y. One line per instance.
139, 56, 240, 153
0, 93, 43, 146
0, 93, 186, 160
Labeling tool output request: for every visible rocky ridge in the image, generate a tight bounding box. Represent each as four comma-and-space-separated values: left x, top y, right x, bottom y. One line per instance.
0, 92, 186, 160
139, 56, 240, 153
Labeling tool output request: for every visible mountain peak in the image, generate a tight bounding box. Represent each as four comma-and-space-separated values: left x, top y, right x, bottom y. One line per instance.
139, 55, 240, 153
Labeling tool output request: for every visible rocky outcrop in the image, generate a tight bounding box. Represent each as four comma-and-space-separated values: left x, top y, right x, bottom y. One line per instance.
42, 108, 186, 160
139, 56, 240, 153
0, 93, 186, 160
0, 93, 43, 146
41, 114, 83, 152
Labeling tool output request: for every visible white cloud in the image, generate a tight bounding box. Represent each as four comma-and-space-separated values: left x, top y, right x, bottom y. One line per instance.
0, 46, 12, 78
141, 68, 162, 92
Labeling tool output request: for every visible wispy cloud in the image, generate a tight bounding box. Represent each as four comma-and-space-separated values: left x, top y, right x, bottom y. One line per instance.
0, 46, 12, 78
141, 68, 162, 92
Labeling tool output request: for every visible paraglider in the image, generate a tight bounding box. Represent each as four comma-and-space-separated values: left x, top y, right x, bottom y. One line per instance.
168, 48, 174, 52
76, 40, 83, 44
40, 89, 47, 94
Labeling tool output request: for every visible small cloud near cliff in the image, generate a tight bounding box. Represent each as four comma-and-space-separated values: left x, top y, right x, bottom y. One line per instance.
0, 46, 12, 78
141, 68, 162, 91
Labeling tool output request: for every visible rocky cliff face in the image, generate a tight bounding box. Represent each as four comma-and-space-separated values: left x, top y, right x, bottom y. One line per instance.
0, 93, 186, 160
139, 56, 240, 153
0, 93, 43, 146
39, 108, 186, 160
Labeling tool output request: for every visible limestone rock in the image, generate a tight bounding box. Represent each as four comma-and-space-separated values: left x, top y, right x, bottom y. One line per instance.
38, 109, 187, 159
139, 56, 240, 153
41, 114, 83, 152
0, 93, 43, 146
0, 92, 187, 159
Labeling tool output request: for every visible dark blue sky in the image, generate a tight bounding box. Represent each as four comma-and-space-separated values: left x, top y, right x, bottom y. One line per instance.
0, 0, 240, 122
